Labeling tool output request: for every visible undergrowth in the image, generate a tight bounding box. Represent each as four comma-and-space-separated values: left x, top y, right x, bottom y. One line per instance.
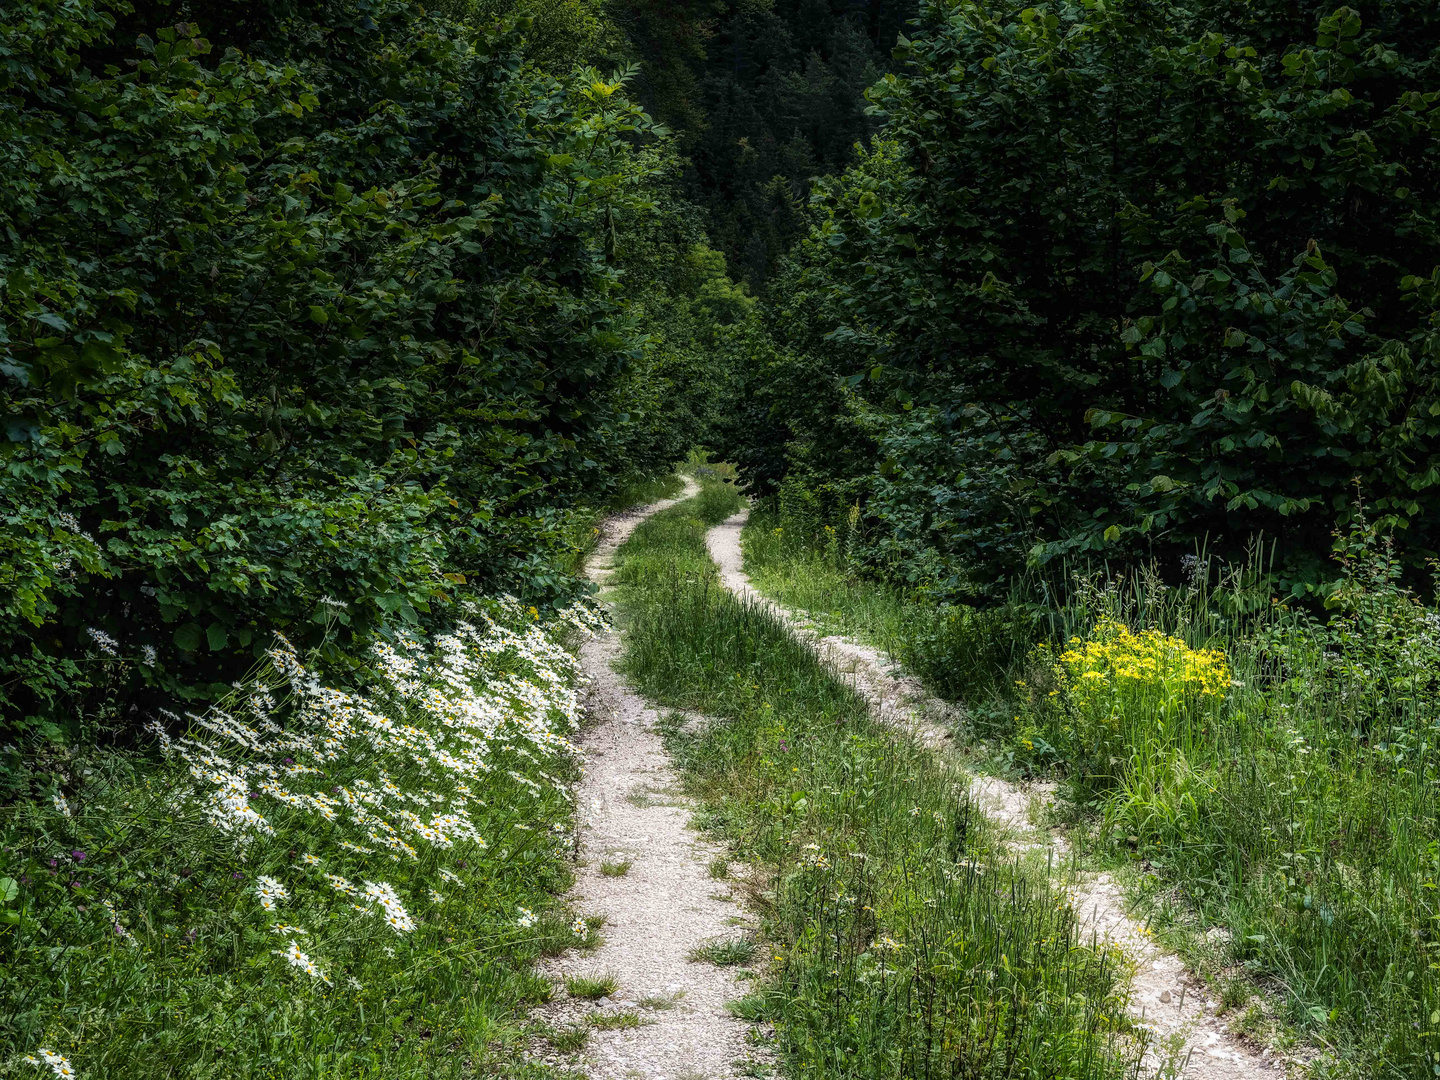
567, 471, 688, 576
741, 508, 1033, 726
744, 496, 1440, 1077
613, 479, 1145, 1079
0, 599, 602, 1079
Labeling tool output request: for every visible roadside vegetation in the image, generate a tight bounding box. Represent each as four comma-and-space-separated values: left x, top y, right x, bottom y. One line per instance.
613, 477, 1148, 1079
3, 0, 916, 1071
9, 0, 1440, 1076
0, 598, 605, 1078
740, 497, 1440, 1077
712, 2, 1440, 1075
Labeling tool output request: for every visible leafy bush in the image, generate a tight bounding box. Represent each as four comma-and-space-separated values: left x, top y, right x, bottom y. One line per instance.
724, 0, 1440, 598
0, 596, 599, 1077
0, 0, 695, 736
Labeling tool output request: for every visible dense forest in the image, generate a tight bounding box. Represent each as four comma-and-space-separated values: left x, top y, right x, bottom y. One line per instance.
6, 0, 1440, 1077
0, 0, 916, 738
23, 0, 1436, 734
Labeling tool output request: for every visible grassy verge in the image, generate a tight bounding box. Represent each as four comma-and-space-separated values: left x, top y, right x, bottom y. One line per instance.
1, 600, 603, 1079
612, 479, 1144, 1079
742, 501, 1440, 1077
610, 471, 687, 512
741, 509, 1032, 731
566, 470, 689, 578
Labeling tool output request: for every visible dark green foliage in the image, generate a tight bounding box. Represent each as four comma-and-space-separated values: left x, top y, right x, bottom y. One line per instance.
0, 1, 691, 734
725, 0, 1440, 599
618, 0, 920, 288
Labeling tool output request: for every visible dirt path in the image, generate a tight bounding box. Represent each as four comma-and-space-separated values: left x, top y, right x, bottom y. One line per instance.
532, 481, 774, 1079
704, 511, 957, 750
706, 507, 1286, 1080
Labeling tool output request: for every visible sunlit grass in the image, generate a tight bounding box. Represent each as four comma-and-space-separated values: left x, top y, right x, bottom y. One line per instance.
743, 494, 1440, 1075
612, 477, 1140, 1080
741, 508, 1035, 716
564, 973, 617, 1000
688, 938, 755, 967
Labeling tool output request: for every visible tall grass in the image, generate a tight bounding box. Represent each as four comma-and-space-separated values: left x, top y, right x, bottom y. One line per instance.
1013, 539, 1440, 1077
565, 469, 688, 576
742, 508, 1035, 718
0, 599, 599, 1079
748, 493, 1440, 1076
614, 481, 1146, 1079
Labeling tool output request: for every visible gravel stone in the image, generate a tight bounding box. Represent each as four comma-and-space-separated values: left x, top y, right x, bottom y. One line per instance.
532, 481, 774, 1079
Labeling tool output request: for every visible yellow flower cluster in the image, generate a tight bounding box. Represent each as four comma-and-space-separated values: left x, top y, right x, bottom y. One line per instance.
1059, 618, 1229, 703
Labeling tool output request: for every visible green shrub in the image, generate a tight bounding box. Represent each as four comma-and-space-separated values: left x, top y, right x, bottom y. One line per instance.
724, 0, 1440, 598
0, 0, 699, 737
1009, 512, 1440, 1072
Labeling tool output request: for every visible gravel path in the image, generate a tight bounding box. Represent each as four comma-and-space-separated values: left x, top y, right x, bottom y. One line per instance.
705, 507, 1286, 1080
532, 482, 774, 1080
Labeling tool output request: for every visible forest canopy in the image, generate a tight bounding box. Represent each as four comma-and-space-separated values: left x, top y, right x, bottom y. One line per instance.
6, 0, 1440, 727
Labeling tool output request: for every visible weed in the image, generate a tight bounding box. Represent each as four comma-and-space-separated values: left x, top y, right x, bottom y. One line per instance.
589, 1010, 641, 1030
521, 973, 557, 1004
1219, 977, 1250, 1012
565, 973, 618, 999
742, 489, 1440, 1072
600, 859, 633, 877
637, 991, 685, 1010
726, 993, 775, 1022
546, 1023, 590, 1053
708, 856, 730, 879
624, 783, 684, 808
741, 506, 1035, 707
689, 938, 756, 966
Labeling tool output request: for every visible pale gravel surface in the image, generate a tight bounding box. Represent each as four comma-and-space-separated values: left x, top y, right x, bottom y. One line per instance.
706, 506, 1289, 1080
530, 480, 775, 1080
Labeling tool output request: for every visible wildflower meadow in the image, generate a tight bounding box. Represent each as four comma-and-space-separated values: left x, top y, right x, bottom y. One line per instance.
1, 598, 604, 1078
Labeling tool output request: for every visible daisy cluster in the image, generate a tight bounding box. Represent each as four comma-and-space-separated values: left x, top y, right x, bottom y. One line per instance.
18, 597, 603, 1080
134, 598, 601, 984
22, 1051, 75, 1079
